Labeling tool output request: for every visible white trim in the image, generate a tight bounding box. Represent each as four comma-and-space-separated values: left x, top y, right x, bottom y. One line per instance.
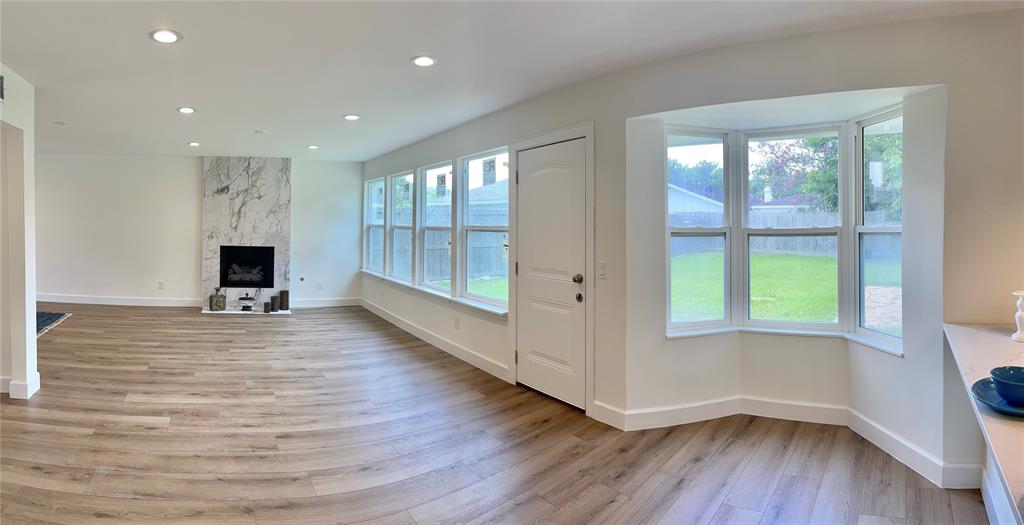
848, 408, 942, 488
586, 400, 627, 429
740, 396, 848, 425
624, 396, 741, 431
288, 297, 361, 308
8, 371, 40, 399
360, 298, 513, 383
362, 270, 508, 318
664, 326, 903, 357
603, 394, 977, 489
0, 376, 10, 393
37, 293, 201, 307
982, 448, 1021, 524
845, 331, 904, 357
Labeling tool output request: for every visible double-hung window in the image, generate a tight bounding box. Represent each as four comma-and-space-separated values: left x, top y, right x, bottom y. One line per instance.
857, 111, 903, 338
666, 132, 729, 327
389, 172, 415, 282
665, 108, 902, 347
364, 178, 385, 273
460, 149, 510, 305
743, 127, 842, 326
419, 162, 454, 291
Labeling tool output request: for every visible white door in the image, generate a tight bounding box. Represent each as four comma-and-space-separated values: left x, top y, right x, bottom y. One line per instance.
516, 137, 587, 408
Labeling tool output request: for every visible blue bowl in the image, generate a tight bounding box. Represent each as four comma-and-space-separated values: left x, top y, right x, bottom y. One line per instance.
991, 366, 1024, 406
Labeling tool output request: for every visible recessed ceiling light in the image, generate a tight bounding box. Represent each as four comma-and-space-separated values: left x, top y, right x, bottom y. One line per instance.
187, 141, 200, 147
254, 129, 268, 135
343, 114, 360, 121
177, 106, 195, 114
150, 29, 181, 44
410, 55, 436, 67
52, 120, 67, 126
306, 145, 319, 150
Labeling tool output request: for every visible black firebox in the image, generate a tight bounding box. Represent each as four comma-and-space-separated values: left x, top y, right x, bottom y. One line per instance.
220, 246, 274, 288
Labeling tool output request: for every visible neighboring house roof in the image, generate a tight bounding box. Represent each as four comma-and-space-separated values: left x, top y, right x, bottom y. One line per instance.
467, 181, 508, 202
667, 183, 723, 209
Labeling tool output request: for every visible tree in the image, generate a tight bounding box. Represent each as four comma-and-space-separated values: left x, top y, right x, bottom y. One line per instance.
862, 131, 903, 223
749, 136, 839, 212
668, 159, 724, 201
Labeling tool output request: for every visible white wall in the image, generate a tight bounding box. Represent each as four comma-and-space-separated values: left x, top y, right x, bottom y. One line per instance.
290, 160, 363, 306
361, 9, 1023, 485
35, 155, 363, 307
1, 123, 7, 390
36, 154, 203, 305
362, 276, 511, 381
1, 64, 39, 398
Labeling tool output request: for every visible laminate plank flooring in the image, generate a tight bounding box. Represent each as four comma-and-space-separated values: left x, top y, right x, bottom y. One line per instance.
0, 304, 988, 524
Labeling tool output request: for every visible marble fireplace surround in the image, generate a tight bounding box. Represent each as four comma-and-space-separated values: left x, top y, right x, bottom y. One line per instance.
201, 156, 291, 310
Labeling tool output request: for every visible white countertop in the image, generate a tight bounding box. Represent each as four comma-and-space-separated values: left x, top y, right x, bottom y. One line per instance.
944, 323, 1024, 522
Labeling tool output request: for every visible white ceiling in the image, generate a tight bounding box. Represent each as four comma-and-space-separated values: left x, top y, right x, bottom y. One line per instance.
1, 1, 1015, 161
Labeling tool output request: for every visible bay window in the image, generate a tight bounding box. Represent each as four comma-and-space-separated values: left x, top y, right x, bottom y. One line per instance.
666, 109, 902, 344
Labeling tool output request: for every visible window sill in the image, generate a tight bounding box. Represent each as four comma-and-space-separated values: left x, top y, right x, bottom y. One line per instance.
360, 269, 509, 319
845, 332, 903, 358
666, 325, 903, 357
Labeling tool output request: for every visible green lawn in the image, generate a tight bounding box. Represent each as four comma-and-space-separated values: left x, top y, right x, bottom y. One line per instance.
434, 277, 509, 303
673, 252, 843, 323
747, 253, 838, 323
436, 252, 899, 327
467, 277, 508, 302
672, 251, 900, 324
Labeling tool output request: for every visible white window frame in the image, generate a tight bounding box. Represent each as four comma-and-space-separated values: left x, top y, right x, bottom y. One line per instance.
665, 127, 732, 331
387, 171, 416, 283
416, 160, 455, 293
854, 106, 903, 342
362, 177, 386, 274
739, 124, 848, 331
458, 147, 510, 308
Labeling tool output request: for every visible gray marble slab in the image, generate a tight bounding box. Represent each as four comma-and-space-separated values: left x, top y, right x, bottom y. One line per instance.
201, 156, 291, 309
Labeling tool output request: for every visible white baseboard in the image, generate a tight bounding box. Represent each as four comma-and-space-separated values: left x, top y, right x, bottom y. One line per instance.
0, 376, 10, 394
624, 396, 741, 431
289, 297, 361, 308
848, 408, 981, 489
608, 396, 979, 490
587, 400, 627, 429
360, 298, 513, 384
37, 293, 201, 307
981, 448, 1020, 524
740, 395, 849, 426
8, 371, 40, 399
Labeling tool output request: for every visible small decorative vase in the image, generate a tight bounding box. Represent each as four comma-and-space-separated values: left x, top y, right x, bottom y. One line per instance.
209, 287, 226, 312
1012, 291, 1024, 342
238, 292, 257, 312
280, 290, 289, 311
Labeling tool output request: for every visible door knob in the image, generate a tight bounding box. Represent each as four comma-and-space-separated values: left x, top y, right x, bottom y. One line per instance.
572, 274, 584, 284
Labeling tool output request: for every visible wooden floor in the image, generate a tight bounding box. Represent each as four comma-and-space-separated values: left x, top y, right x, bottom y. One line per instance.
0, 304, 987, 524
